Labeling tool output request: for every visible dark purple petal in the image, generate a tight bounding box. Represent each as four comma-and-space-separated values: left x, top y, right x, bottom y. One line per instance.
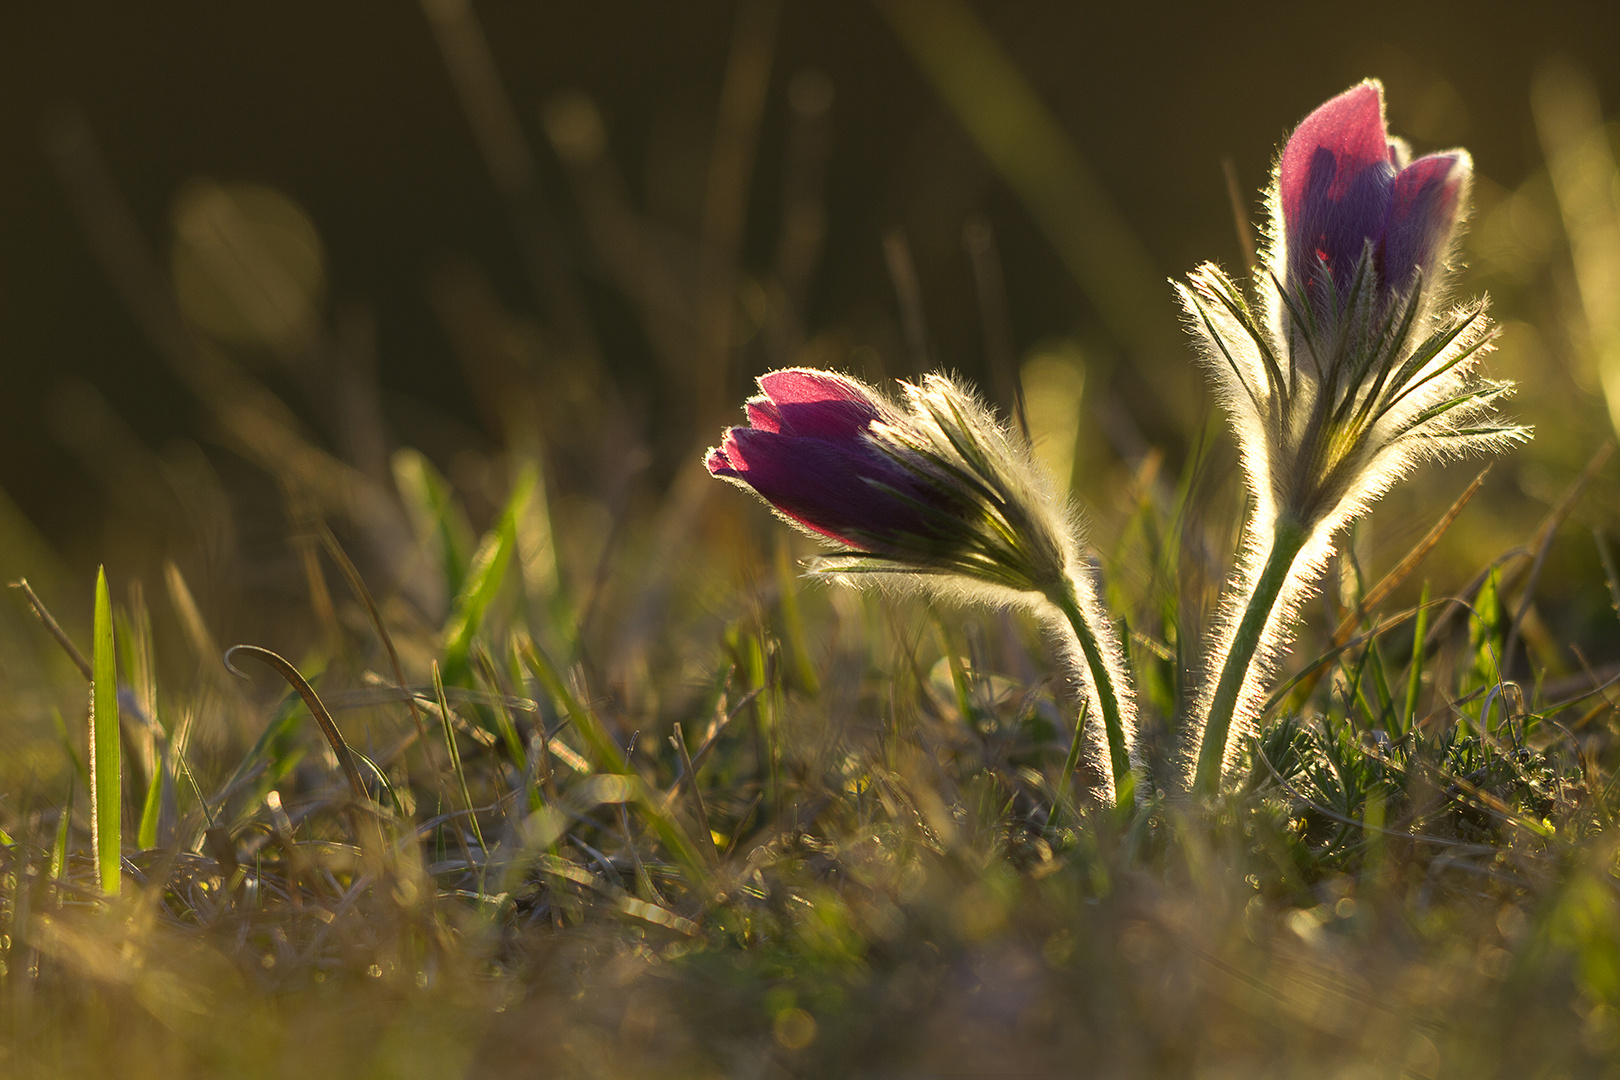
757, 369, 883, 441
710, 426, 933, 547
1381, 151, 1469, 293
1279, 82, 1397, 297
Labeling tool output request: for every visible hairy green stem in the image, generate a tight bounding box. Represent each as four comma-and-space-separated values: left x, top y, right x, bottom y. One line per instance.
1047, 577, 1134, 808
1194, 517, 1310, 797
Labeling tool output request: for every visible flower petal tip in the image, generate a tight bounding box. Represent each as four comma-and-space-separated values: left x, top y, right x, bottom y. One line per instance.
756, 368, 867, 405
705, 442, 737, 477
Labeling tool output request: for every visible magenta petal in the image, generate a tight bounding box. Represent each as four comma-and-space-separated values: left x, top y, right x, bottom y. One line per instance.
746, 398, 782, 432
705, 444, 736, 476
718, 427, 931, 546
1280, 83, 1391, 225
757, 368, 883, 441
1381, 151, 1469, 292
1279, 82, 1398, 296
758, 369, 870, 406
720, 428, 750, 468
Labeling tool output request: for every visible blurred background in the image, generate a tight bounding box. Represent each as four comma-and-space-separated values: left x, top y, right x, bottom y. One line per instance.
3, 0, 1620, 732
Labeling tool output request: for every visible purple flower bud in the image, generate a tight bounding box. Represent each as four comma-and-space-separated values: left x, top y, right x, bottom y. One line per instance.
1278, 81, 1470, 306
708, 368, 1081, 596
706, 369, 943, 550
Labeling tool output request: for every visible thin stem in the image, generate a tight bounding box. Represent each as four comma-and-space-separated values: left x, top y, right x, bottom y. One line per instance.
1047, 576, 1135, 809
1194, 517, 1310, 797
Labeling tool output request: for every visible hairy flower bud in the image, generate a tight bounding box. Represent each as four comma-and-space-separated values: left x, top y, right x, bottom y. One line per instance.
1279, 81, 1470, 310
709, 367, 1140, 804
1180, 79, 1526, 547
707, 368, 1074, 595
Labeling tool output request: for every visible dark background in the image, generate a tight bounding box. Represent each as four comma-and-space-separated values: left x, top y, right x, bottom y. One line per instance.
1, 0, 1615, 561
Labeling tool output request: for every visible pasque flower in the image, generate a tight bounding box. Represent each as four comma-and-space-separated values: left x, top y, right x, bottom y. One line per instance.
1178, 81, 1528, 795
1279, 81, 1470, 312
709, 367, 1140, 805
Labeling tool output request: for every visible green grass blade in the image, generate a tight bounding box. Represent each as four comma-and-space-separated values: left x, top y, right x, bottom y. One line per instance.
520, 638, 623, 774
519, 639, 707, 882
393, 447, 475, 599
432, 660, 486, 855
774, 535, 820, 695
475, 646, 537, 813
90, 565, 121, 896
1049, 698, 1090, 828
137, 757, 162, 850
442, 465, 535, 680
1365, 638, 1396, 729
1596, 529, 1620, 624
51, 774, 73, 882
52, 705, 89, 790
1403, 581, 1431, 735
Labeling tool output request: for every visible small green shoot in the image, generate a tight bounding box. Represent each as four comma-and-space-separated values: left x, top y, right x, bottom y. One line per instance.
441, 465, 534, 682
90, 566, 121, 896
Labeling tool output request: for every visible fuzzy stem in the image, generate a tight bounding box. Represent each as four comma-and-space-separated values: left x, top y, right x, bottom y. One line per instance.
1194, 516, 1310, 798
1047, 576, 1134, 808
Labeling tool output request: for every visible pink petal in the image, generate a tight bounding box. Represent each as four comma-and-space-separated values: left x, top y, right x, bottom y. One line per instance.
757, 368, 871, 406
1382, 151, 1469, 291
1278, 81, 1400, 298
745, 398, 783, 433
756, 368, 883, 442
715, 427, 932, 547
1279, 82, 1392, 226
705, 443, 736, 476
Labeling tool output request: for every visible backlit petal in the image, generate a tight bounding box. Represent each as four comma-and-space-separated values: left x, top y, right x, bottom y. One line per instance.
1279, 81, 1397, 296
1381, 151, 1469, 292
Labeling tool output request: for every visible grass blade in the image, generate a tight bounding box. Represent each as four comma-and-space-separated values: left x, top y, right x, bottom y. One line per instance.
442, 464, 535, 680
670, 722, 719, 865
1403, 581, 1431, 735
90, 566, 121, 896
520, 639, 707, 883
1282, 467, 1489, 714
223, 645, 370, 805
432, 660, 487, 854
393, 447, 475, 599
1047, 697, 1090, 828
51, 774, 73, 883
137, 760, 162, 850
